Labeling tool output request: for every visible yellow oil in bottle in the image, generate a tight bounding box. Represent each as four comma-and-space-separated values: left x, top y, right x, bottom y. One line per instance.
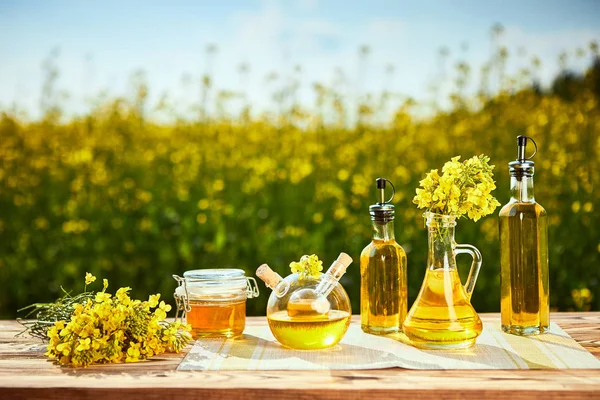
499, 202, 549, 335
402, 268, 482, 349
186, 299, 246, 339
267, 310, 351, 350
360, 238, 407, 334
287, 299, 328, 319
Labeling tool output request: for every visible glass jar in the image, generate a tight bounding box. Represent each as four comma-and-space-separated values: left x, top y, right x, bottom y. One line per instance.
173, 269, 259, 339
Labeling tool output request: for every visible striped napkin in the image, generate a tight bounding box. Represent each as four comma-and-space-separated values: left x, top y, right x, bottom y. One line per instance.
178, 318, 600, 370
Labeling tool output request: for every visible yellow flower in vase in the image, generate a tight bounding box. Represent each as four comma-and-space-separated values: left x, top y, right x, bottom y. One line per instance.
413, 155, 501, 220
289, 254, 323, 280
404, 154, 497, 349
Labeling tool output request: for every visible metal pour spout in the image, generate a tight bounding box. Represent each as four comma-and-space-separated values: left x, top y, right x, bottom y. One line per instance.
376, 177, 387, 204
517, 135, 537, 162
517, 135, 527, 161
509, 136, 537, 180
370, 178, 396, 223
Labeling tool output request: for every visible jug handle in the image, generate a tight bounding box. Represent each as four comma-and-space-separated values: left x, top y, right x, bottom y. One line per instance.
455, 243, 482, 301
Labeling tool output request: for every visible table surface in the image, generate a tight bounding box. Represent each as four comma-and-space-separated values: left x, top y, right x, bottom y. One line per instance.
0, 313, 599, 400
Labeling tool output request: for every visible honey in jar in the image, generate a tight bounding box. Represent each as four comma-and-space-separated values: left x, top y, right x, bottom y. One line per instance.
173, 269, 259, 339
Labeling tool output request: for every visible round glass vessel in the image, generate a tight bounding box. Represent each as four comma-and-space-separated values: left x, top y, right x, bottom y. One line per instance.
265, 272, 352, 350
173, 269, 259, 339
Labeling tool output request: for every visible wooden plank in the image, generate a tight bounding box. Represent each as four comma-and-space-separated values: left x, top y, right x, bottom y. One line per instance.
0, 313, 599, 400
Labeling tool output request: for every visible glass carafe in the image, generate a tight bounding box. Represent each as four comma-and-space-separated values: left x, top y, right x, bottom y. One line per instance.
402, 212, 483, 349
256, 253, 353, 350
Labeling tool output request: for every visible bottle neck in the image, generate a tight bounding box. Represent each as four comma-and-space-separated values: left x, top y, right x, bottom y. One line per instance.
256, 264, 289, 298
510, 175, 535, 202
372, 220, 395, 241
426, 215, 457, 271
315, 253, 352, 297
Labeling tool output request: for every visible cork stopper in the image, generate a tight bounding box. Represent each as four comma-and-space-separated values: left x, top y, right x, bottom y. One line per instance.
328, 252, 353, 279
337, 252, 353, 267
256, 264, 283, 290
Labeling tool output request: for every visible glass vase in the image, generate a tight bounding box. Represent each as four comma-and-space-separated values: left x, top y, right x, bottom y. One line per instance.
402, 212, 483, 349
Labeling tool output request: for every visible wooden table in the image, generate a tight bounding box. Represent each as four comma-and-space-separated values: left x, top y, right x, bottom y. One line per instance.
1, 313, 599, 399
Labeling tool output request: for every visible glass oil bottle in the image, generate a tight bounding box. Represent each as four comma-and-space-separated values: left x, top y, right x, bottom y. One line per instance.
499, 136, 549, 335
257, 253, 353, 350
360, 178, 408, 335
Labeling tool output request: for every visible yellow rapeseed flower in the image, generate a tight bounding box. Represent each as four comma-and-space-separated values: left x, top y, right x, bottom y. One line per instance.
413, 154, 500, 221
95, 292, 112, 302
148, 294, 160, 308
44, 274, 192, 367
154, 301, 172, 320
290, 254, 323, 279
76, 338, 91, 352
126, 343, 141, 363
85, 273, 96, 285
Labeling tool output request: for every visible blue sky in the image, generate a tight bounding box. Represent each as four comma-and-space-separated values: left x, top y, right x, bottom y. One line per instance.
1, 0, 599, 118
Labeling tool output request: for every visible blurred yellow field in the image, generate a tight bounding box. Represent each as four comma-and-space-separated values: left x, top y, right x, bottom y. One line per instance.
0, 52, 598, 318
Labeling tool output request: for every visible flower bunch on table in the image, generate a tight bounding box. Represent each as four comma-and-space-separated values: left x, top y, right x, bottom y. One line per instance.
23, 274, 191, 367
413, 155, 501, 221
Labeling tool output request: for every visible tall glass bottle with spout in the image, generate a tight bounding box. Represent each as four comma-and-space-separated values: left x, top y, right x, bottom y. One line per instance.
499, 136, 549, 335
360, 178, 407, 335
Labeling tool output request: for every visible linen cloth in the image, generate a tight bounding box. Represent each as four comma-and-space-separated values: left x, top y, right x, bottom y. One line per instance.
177, 317, 600, 370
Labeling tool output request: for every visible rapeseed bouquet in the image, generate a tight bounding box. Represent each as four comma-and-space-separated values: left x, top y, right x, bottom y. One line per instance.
413, 155, 501, 221
19, 273, 191, 367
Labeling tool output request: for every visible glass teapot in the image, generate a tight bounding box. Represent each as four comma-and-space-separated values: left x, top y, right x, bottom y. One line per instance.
256, 253, 353, 350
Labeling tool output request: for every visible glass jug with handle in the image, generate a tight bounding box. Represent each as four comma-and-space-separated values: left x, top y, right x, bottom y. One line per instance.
402, 212, 483, 349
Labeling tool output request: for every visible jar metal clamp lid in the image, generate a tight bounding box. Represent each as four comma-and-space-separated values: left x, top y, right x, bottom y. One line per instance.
172, 269, 259, 321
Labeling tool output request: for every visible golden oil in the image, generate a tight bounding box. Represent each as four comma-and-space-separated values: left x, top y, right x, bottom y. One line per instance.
286, 298, 328, 319
403, 268, 483, 349
267, 310, 351, 350
499, 136, 549, 336
360, 178, 408, 335
500, 202, 549, 335
186, 299, 246, 339
360, 238, 407, 334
